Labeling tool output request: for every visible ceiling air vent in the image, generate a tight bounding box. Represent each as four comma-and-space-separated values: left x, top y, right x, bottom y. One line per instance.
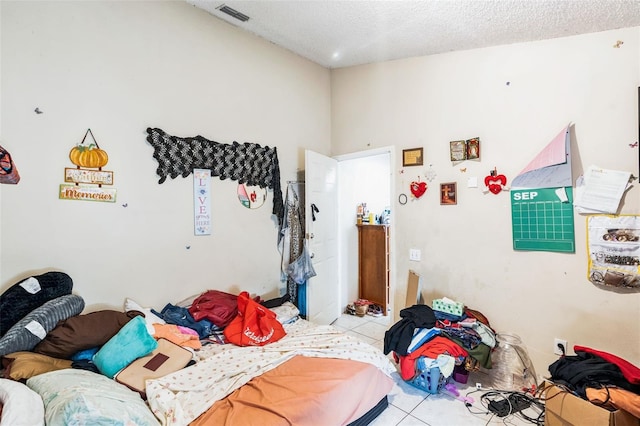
216, 4, 250, 22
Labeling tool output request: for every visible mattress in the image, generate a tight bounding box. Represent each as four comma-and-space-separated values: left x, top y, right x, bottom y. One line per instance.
190, 355, 393, 426
146, 319, 396, 425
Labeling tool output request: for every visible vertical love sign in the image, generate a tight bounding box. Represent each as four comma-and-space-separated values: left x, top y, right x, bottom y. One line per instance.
193, 169, 211, 236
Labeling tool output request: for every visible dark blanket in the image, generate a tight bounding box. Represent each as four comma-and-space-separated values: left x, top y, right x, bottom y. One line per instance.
0, 272, 73, 336
384, 305, 436, 356
549, 350, 640, 397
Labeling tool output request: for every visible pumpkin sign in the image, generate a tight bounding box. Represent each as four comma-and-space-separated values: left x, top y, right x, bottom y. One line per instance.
69, 129, 109, 169
60, 128, 116, 203
69, 144, 108, 168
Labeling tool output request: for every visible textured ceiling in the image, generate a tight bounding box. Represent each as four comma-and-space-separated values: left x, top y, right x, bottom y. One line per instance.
187, 0, 640, 69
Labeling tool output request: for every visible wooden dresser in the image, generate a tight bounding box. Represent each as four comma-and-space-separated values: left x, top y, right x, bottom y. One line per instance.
357, 224, 389, 315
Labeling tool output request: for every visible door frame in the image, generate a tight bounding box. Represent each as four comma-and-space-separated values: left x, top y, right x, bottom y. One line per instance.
334, 146, 396, 319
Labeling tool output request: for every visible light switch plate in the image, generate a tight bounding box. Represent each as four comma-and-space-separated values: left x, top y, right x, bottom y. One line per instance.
409, 248, 421, 261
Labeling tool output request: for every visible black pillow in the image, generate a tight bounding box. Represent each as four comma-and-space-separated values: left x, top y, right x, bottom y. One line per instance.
0, 272, 73, 336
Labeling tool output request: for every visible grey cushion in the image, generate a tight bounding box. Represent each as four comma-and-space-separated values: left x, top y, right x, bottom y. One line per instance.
0, 294, 84, 357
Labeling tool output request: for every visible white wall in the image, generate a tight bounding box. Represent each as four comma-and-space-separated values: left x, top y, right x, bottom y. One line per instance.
0, 1, 331, 310
331, 28, 640, 377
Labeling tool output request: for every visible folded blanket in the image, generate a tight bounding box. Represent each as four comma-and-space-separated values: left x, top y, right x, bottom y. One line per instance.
0, 295, 84, 357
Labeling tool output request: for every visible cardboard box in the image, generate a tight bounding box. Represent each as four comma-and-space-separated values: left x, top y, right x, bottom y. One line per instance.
544, 383, 640, 426
406, 270, 421, 307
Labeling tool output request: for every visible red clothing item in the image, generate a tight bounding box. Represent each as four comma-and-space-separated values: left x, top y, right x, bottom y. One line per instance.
398, 336, 468, 380
575, 345, 640, 385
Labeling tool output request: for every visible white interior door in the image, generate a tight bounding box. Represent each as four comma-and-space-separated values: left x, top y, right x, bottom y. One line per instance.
304, 150, 340, 325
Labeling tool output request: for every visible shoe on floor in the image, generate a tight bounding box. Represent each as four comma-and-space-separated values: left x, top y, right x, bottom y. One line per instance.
367, 304, 383, 317
345, 304, 357, 316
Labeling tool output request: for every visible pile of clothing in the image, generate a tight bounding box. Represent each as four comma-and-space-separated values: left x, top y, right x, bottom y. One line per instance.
548, 345, 640, 418
383, 297, 496, 390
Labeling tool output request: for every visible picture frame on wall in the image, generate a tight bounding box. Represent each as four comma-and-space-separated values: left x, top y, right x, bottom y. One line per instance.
449, 137, 481, 163
402, 148, 424, 166
449, 141, 466, 162
440, 182, 457, 205
466, 137, 480, 160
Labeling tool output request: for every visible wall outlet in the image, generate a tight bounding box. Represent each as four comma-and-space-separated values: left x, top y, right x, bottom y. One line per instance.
409, 248, 421, 261
554, 338, 568, 355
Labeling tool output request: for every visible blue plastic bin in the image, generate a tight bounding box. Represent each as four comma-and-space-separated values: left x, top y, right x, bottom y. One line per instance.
407, 357, 447, 394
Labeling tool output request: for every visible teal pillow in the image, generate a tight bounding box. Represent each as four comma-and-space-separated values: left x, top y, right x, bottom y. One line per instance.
93, 316, 158, 378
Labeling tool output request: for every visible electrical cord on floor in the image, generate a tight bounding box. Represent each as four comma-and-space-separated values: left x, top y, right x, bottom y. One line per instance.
463, 387, 545, 425
458, 388, 501, 425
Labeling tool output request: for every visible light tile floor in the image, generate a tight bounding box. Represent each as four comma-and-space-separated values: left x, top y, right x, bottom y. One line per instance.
331, 314, 543, 426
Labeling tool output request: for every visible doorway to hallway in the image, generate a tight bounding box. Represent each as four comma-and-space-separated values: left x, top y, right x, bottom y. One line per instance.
335, 147, 394, 319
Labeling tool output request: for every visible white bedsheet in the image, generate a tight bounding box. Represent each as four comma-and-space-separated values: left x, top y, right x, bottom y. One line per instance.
146, 319, 395, 425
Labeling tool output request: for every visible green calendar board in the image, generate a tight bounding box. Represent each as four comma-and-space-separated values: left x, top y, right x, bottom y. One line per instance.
511, 187, 575, 252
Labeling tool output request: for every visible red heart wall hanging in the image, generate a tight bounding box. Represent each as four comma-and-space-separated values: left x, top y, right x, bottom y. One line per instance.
410, 181, 427, 198
484, 174, 507, 194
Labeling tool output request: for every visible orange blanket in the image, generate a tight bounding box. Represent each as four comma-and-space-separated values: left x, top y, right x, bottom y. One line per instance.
190, 355, 393, 426
586, 386, 640, 418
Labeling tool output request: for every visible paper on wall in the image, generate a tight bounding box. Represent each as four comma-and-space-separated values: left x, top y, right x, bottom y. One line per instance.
511, 125, 572, 190
574, 166, 631, 214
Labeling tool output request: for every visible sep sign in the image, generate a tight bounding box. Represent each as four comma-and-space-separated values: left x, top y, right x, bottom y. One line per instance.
512, 191, 538, 201
511, 187, 575, 253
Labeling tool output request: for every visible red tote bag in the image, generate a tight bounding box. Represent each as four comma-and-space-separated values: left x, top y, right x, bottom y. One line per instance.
224, 291, 286, 346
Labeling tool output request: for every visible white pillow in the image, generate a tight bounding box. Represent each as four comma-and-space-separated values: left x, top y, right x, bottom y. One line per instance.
124, 298, 165, 334
0, 378, 45, 426
26, 369, 159, 425
270, 301, 300, 324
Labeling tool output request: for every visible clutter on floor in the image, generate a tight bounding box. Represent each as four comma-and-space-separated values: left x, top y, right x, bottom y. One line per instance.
384, 297, 498, 394
380, 294, 640, 425
546, 345, 640, 424
345, 298, 384, 317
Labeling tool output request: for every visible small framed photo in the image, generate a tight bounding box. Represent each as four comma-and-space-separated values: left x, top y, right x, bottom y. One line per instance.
450, 137, 481, 163
402, 148, 424, 167
449, 141, 466, 162
440, 182, 457, 205
466, 137, 480, 160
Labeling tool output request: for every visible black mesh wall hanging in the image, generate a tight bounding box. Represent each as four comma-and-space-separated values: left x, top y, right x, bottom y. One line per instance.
146, 127, 284, 225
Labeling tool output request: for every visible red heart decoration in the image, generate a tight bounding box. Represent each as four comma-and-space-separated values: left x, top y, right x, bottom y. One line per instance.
410, 181, 427, 198
484, 174, 507, 194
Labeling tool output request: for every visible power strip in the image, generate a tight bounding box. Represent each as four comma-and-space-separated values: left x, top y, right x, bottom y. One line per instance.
488, 395, 531, 417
